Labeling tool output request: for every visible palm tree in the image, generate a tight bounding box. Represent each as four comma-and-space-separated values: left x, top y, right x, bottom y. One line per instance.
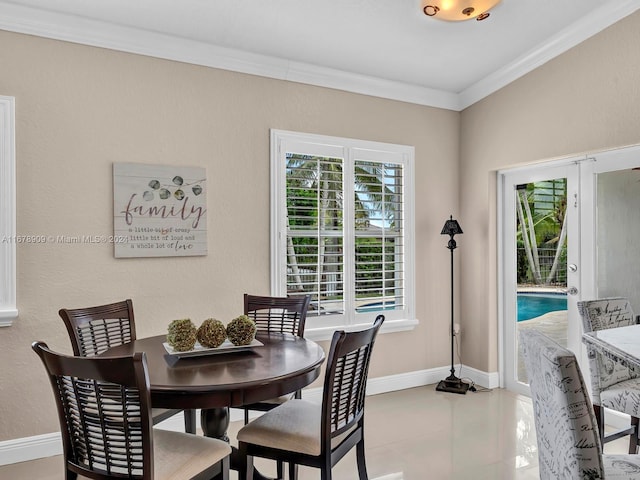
516, 181, 567, 286
285, 153, 401, 305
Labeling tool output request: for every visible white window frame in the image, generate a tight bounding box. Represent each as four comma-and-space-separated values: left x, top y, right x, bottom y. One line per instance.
0, 96, 17, 326
270, 129, 417, 341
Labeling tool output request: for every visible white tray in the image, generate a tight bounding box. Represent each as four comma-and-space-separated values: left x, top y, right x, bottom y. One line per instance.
163, 338, 263, 358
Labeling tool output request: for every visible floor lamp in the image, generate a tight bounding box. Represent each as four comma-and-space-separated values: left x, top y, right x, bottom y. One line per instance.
436, 215, 469, 394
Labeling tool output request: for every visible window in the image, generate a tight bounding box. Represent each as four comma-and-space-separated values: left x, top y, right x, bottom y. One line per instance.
271, 130, 417, 338
0, 96, 17, 326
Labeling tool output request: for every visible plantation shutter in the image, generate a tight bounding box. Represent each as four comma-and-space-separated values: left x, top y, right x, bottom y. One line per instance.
353, 159, 404, 313
273, 130, 415, 331
286, 153, 345, 315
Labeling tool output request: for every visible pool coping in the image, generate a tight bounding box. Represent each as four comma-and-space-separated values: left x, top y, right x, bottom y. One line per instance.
517, 286, 567, 295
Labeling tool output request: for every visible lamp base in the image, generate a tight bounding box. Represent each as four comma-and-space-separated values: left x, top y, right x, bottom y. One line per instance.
436, 375, 470, 395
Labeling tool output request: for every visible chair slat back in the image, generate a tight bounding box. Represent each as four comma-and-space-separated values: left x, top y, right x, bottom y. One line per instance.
59, 300, 136, 357
32, 341, 154, 480
578, 297, 640, 395
322, 315, 384, 444
519, 329, 604, 480
244, 294, 311, 337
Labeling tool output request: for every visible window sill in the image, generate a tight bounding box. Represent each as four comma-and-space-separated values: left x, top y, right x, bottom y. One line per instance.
305, 317, 419, 342
0, 308, 18, 327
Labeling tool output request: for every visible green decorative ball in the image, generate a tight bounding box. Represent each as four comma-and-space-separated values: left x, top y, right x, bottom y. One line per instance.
226, 315, 257, 346
197, 318, 227, 348
167, 319, 197, 352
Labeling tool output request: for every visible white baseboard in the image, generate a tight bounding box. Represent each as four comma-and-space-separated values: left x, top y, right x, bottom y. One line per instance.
0, 433, 62, 466
0, 364, 498, 466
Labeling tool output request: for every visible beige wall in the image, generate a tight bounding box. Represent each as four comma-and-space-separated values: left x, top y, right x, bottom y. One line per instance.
459, 11, 640, 372
6, 7, 639, 443
0, 30, 460, 440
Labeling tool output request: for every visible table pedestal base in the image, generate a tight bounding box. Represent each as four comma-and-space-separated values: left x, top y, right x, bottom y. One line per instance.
201, 408, 274, 480
201, 406, 230, 442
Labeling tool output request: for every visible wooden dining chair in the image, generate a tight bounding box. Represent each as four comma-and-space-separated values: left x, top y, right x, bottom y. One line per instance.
244, 293, 311, 336
519, 329, 640, 479
58, 299, 197, 434
237, 314, 384, 480
32, 341, 231, 480
578, 297, 640, 453
240, 294, 311, 424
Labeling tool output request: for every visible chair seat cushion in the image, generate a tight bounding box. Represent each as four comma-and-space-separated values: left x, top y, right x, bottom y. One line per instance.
603, 454, 640, 478
600, 377, 640, 416
153, 428, 231, 480
237, 399, 322, 456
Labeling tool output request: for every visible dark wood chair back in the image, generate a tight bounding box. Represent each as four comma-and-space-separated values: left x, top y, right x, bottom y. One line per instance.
32, 341, 155, 479
58, 299, 136, 357
58, 299, 195, 433
244, 294, 311, 337
237, 314, 385, 480
321, 314, 384, 450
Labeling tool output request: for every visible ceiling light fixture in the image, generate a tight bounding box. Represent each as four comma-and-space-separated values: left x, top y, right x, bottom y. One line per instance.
422, 0, 501, 21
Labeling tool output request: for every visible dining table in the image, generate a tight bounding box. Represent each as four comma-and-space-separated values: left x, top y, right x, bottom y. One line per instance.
101, 331, 326, 479
582, 323, 640, 370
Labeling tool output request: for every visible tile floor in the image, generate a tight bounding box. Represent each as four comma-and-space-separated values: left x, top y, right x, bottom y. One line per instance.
0, 384, 630, 479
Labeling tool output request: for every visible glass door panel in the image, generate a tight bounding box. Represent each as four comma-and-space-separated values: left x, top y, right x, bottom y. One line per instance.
501, 163, 579, 395
502, 145, 640, 396
514, 178, 568, 384
596, 169, 640, 300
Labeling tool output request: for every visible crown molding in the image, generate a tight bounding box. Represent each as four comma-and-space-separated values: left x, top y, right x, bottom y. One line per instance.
459, 0, 640, 109
0, 2, 638, 112
0, 2, 460, 110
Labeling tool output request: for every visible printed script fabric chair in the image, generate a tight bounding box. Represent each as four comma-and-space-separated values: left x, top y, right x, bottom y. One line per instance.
578, 297, 640, 453
58, 299, 197, 434
32, 341, 231, 480
237, 314, 385, 480
519, 329, 640, 480
241, 293, 312, 424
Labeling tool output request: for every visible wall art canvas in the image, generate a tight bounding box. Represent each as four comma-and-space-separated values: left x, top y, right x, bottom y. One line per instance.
113, 163, 207, 258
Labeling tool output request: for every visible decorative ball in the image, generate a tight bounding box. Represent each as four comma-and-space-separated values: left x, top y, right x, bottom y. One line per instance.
166, 319, 197, 352
226, 315, 257, 346
197, 318, 227, 348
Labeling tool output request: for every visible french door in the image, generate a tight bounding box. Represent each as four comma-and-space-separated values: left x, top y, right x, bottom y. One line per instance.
500, 162, 580, 395
579, 148, 640, 304
500, 144, 640, 395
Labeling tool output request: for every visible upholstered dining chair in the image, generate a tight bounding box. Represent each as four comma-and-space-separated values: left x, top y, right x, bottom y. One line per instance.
58, 299, 197, 434
240, 293, 312, 424
578, 297, 640, 453
32, 341, 231, 480
519, 329, 640, 479
237, 314, 384, 480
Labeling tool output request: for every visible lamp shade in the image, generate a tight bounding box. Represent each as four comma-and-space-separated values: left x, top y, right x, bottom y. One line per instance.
422, 0, 501, 21
441, 216, 463, 236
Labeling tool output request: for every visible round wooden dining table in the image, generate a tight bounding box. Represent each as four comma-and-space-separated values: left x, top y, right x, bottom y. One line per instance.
102, 331, 325, 479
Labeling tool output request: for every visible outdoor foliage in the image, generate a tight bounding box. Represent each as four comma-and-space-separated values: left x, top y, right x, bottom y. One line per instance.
285, 153, 403, 310
516, 180, 567, 286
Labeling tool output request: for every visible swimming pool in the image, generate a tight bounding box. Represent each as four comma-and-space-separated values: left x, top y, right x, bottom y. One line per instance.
517, 293, 567, 321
